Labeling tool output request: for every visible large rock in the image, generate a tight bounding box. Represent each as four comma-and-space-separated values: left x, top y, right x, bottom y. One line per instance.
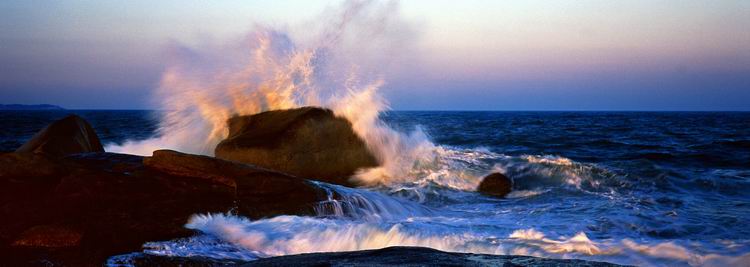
15, 115, 104, 157
215, 107, 379, 187
0, 152, 235, 266
0, 150, 331, 266
478, 172, 513, 198
144, 149, 329, 218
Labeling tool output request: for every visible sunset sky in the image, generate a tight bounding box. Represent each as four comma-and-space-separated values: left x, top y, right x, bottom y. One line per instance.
1, 0, 749, 110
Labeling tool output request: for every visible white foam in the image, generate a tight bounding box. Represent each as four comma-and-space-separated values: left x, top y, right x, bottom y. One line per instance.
172, 214, 750, 267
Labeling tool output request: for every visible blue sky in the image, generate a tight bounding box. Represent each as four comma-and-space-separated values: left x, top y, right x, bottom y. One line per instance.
1, 0, 749, 110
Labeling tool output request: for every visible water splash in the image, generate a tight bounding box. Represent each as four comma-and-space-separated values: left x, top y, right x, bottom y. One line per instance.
312, 181, 430, 221
105, 1, 433, 188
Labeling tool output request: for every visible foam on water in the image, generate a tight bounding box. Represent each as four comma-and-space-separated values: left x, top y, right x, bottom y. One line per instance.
133, 210, 750, 267
312, 181, 431, 221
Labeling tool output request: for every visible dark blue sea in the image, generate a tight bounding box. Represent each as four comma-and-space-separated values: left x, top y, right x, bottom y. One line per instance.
3, 110, 750, 266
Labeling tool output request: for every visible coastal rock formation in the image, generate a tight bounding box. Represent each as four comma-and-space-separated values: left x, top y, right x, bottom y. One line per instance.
15, 115, 104, 157
144, 149, 329, 218
0, 150, 333, 266
215, 107, 379, 187
0, 152, 235, 266
1, 115, 335, 266
478, 172, 513, 198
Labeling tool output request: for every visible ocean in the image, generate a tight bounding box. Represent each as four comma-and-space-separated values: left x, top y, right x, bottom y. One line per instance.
3, 110, 750, 266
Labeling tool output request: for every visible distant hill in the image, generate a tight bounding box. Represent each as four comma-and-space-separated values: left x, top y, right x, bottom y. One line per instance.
0, 104, 66, 110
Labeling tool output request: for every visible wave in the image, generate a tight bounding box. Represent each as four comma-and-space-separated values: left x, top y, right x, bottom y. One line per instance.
124, 213, 750, 267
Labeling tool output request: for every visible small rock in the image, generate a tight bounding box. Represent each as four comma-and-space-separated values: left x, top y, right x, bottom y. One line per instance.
478, 172, 513, 198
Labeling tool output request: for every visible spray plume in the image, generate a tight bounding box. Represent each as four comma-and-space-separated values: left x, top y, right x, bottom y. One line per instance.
107, 0, 435, 186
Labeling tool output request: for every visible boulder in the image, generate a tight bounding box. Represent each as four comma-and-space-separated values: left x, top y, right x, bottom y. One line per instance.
15, 115, 104, 157
477, 172, 513, 198
215, 107, 379, 187
0, 152, 235, 266
144, 149, 329, 218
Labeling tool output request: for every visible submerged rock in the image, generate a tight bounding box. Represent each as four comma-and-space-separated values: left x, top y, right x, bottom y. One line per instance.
15, 114, 104, 157
241, 246, 628, 267
215, 107, 379, 187
478, 172, 513, 198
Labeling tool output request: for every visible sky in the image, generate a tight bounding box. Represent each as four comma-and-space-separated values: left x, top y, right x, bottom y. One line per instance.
1, 0, 749, 110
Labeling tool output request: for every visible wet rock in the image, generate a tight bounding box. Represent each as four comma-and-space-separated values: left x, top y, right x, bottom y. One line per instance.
15, 115, 104, 158
241, 246, 628, 267
0, 148, 334, 266
144, 149, 329, 218
215, 107, 379, 187
0, 152, 236, 266
478, 172, 513, 198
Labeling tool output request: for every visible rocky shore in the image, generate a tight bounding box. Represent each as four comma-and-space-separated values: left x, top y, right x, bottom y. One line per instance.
1, 107, 615, 266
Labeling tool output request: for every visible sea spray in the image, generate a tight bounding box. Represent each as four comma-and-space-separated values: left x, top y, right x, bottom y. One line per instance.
105, 1, 428, 184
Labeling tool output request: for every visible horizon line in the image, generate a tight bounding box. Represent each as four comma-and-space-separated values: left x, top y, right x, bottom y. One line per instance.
5, 108, 750, 112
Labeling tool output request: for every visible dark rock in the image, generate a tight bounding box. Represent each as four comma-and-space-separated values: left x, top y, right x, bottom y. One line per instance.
144, 149, 330, 219
0, 152, 236, 266
15, 115, 104, 157
215, 107, 379, 187
144, 149, 240, 188
478, 172, 513, 198
0, 149, 333, 266
241, 246, 629, 267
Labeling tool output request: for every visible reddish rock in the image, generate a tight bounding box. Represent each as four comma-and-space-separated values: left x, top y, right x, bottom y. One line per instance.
144, 149, 329, 218
0, 152, 235, 266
